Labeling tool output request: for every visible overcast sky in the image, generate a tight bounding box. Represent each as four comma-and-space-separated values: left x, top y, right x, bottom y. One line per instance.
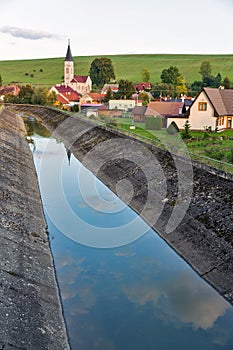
0, 0, 233, 60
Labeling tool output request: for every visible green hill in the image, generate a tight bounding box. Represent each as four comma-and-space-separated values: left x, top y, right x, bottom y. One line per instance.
1, 54, 233, 87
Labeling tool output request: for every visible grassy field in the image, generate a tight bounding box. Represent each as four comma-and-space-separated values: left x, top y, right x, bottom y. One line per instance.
1, 54, 233, 87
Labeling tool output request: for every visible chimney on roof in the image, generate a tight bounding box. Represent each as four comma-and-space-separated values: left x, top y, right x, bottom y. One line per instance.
219, 85, 225, 90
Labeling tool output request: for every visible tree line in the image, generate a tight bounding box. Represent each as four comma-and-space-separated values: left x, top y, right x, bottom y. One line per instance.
89, 58, 232, 98
2, 85, 57, 106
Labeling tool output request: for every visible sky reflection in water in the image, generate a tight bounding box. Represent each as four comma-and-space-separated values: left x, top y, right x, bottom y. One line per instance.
31, 134, 233, 350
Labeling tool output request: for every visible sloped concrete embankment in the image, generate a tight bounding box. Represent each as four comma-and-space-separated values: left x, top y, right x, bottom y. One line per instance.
9, 104, 233, 306
0, 107, 70, 349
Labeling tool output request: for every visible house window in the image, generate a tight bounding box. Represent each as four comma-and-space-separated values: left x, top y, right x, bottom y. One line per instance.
198, 102, 207, 111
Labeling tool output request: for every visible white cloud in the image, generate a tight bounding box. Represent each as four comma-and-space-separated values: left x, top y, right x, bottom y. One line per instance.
0, 26, 60, 40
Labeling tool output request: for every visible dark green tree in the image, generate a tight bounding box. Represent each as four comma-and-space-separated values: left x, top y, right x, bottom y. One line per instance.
213, 73, 222, 88
202, 76, 215, 87
199, 61, 212, 79
104, 87, 113, 102
181, 120, 191, 139
32, 87, 57, 106
32, 87, 48, 105
151, 83, 174, 98
223, 76, 231, 89
0, 74, 2, 86
161, 66, 180, 86
18, 85, 34, 104
116, 79, 135, 99
160, 66, 187, 97
141, 68, 150, 82
138, 91, 150, 106
89, 58, 115, 86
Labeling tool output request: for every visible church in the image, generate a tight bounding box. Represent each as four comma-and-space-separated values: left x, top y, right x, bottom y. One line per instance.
64, 41, 92, 94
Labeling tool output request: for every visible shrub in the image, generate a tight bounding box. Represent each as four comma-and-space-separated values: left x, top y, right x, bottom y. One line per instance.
181, 120, 191, 139
227, 148, 233, 164
145, 116, 162, 130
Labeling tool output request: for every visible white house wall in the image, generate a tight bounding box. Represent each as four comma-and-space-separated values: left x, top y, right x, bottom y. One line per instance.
167, 118, 188, 129
189, 91, 216, 130
109, 100, 136, 111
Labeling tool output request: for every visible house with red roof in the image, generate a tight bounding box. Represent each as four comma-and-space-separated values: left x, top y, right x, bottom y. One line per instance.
133, 82, 152, 93
0, 84, 20, 100
50, 85, 81, 108
64, 41, 92, 94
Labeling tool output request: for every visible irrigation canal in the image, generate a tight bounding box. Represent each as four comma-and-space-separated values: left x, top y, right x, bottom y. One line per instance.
26, 118, 233, 350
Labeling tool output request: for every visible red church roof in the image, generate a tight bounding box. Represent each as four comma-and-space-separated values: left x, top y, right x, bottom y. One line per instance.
71, 75, 89, 83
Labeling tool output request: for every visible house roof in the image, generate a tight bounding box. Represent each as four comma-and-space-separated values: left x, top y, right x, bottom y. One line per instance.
145, 101, 184, 117
133, 82, 152, 91
54, 85, 81, 102
65, 43, 73, 61
101, 84, 119, 94
57, 94, 69, 105
71, 75, 89, 83
86, 92, 105, 101
132, 106, 147, 115
0, 84, 20, 96
54, 85, 75, 93
203, 87, 233, 116
167, 98, 193, 106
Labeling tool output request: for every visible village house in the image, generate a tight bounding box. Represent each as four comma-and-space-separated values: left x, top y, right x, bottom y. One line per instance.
50, 85, 81, 109
0, 84, 20, 100
133, 82, 152, 93
109, 99, 142, 111
145, 101, 184, 128
80, 92, 105, 105
101, 84, 119, 95
132, 106, 147, 122
167, 87, 233, 130
188, 87, 233, 130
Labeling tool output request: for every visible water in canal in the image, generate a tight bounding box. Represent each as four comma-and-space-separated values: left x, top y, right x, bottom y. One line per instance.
27, 120, 233, 350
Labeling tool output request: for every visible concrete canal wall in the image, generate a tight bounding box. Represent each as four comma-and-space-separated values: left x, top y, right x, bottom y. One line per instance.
0, 107, 70, 349
7, 104, 233, 306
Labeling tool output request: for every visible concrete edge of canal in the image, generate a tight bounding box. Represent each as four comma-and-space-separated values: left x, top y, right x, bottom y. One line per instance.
0, 106, 70, 349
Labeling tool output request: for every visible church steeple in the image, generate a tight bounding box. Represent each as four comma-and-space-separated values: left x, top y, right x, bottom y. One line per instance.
64, 39, 74, 86
65, 39, 73, 61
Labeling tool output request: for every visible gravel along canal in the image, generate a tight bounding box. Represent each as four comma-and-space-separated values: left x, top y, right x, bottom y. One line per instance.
27, 119, 233, 350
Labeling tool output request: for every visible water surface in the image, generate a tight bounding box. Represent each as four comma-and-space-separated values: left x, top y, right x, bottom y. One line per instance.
28, 121, 233, 350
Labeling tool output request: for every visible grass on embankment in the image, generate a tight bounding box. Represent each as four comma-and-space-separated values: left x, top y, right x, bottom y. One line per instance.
114, 118, 233, 164
1, 54, 233, 86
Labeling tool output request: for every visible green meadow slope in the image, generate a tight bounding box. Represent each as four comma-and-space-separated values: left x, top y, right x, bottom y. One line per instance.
0, 54, 233, 87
